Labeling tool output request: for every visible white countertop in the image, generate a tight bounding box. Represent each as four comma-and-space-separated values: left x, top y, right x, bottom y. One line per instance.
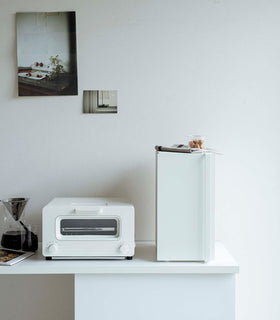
0, 242, 239, 275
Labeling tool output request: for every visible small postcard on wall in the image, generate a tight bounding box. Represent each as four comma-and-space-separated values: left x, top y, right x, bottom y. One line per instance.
83, 90, 118, 114
16, 12, 78, 96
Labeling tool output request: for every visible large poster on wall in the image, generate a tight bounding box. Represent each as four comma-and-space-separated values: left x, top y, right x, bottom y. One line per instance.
16, 12, 78, 96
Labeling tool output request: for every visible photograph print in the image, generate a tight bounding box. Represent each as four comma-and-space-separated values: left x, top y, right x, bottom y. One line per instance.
83, 90, 118, 114
16, 12, 78, 96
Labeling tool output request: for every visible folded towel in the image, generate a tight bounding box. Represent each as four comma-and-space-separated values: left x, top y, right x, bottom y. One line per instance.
155, 145, 192, 153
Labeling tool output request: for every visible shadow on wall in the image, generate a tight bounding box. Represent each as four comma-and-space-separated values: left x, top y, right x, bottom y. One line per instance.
91, 165, 155, 240
0, 274, 74, 320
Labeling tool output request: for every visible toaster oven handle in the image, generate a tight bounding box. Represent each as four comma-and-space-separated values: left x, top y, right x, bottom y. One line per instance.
74, 208, 103, 215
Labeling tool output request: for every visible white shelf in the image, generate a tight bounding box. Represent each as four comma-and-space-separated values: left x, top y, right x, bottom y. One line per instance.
0, 242, 239, 275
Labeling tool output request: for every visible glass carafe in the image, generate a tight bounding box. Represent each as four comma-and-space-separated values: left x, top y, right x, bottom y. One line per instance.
1, 198, 38, 251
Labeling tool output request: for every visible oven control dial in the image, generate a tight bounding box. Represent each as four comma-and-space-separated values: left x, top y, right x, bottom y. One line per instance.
47, 243, 58, 254
119, 243, 130, 255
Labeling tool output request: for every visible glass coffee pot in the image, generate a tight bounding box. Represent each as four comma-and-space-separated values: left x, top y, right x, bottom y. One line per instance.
1, 198, 38, 251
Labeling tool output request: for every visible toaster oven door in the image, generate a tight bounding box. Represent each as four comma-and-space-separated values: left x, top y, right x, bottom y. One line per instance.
56, 216, 120, 240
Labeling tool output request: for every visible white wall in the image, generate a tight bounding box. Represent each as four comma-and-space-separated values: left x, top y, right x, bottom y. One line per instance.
0, 0, 280, 320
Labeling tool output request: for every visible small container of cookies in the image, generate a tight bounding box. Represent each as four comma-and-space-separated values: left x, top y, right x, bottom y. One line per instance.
188, 135, 205, 149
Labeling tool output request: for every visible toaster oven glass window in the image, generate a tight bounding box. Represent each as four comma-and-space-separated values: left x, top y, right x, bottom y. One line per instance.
60, 219, 118, 236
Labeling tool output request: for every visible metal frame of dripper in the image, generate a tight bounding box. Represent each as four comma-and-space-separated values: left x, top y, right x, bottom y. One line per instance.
1, 198, 29, 221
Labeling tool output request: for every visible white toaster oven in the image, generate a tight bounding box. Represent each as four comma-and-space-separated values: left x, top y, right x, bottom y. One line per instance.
42, 198, 135, 260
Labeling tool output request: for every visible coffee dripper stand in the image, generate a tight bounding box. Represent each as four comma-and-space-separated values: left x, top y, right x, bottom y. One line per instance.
0, 198, 38, 252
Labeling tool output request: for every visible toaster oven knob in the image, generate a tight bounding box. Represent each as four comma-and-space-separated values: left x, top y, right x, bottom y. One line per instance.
47, 244, 58, 254
119, 244, 130, 255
